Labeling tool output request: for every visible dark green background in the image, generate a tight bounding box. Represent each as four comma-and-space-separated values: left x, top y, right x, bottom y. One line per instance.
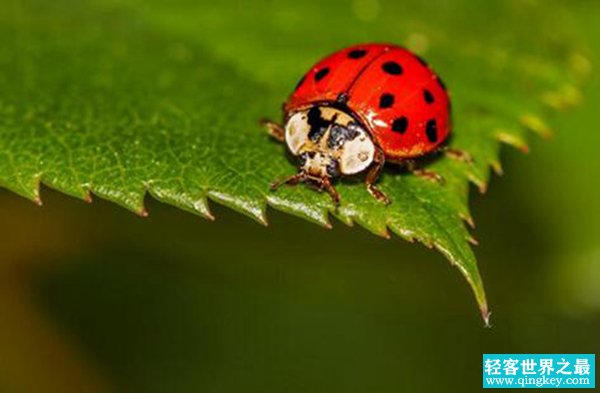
1, 1, 599, 392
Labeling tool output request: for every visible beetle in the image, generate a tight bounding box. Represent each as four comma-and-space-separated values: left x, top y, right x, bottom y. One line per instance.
263, 43, 466, 205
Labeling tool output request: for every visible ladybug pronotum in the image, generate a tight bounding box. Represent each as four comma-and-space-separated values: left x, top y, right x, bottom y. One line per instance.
263, 43, 464, 206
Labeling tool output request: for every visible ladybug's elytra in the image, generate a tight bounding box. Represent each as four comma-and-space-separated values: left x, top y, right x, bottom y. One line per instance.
263, 43, 464, 205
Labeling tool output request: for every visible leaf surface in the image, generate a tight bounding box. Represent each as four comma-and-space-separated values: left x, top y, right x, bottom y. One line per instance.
0, 0, 588, 322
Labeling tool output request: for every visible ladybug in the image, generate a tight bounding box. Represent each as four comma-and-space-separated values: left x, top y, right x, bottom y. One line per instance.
263, 43, 462, 206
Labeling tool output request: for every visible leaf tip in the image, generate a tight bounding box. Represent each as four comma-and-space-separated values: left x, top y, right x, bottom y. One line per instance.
491, 160, 504, 176
520, 114, 553, 139
32, 178, 43, 206
460, 213, 475, 229
482, 308, 492, 328
208, 191, 268, 226
496, 130, 530, 153
193, 199, 215, 221
381, 228, 392, 239
476, 180, 488, 194
138, 206, 149, 217
267, 195, 331, 228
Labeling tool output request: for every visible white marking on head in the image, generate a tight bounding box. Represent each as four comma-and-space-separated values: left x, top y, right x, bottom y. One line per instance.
285, 112, 310, 155
338, 127, 375, 175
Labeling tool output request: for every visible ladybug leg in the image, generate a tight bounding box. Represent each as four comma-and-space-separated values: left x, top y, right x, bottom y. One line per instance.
270, 172, 305, 190
441, 147, 473, 163
320, 176, 340, 207
405, 160, 445, 184
260, 119, 285, 142
365, 149, 391, 205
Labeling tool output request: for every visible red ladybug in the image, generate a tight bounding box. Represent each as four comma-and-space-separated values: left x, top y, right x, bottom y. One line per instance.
263, 43, 460, 205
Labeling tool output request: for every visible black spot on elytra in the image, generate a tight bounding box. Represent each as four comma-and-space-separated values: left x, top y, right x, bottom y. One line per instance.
348, 49, 367, 59
425, 119, 438, 143
295, 75, 305, 90
382, 61, 403, 75
379, 93, 394, 109
307, 106, 329, 142
314, 67, 330, 82
423, 89, 434, 104
391, 117, 408, 134
436, 76, 447, 91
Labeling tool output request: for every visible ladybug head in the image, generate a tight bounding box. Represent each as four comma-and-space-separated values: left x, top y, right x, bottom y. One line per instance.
284, 106, 375, 181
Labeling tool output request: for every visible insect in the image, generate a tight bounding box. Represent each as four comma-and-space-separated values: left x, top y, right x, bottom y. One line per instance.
263, 43, 465, 206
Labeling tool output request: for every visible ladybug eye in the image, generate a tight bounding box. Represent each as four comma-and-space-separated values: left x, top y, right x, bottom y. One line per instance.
327, 125, 346, 149
326, 160, 340, 177
299, 152, 309, 165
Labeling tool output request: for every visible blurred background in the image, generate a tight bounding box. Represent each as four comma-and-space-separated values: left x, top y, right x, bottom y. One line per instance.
1, 1, 599, 392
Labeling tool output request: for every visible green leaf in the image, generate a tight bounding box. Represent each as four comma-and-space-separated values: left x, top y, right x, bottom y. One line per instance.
0, 0, 588, 323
